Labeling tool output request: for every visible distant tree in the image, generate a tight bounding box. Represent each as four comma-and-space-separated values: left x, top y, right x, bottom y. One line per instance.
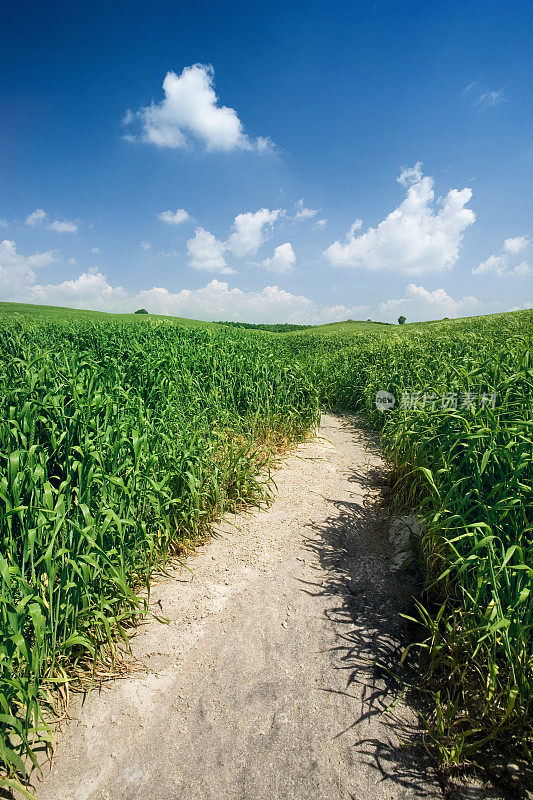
398, 315, 406, 325
366, 318, 372, 322
134, 308, 149, 314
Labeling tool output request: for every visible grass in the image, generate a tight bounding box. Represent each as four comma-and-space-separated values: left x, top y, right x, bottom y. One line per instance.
0, 302, 531, 792
285, 308, 533, 765
0, 315, 318, 792
0, 301, 217, 327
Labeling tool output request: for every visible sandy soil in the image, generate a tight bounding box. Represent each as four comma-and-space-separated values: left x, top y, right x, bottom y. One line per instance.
33, 413, 443, 800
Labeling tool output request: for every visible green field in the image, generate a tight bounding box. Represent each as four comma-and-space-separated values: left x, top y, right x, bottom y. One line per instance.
287, 308, 533, 764
0, 302, 531, 792
0, 301, 217, 327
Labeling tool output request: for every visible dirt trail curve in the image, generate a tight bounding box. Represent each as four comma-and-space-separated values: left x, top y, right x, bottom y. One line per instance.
34, 413, 442, 800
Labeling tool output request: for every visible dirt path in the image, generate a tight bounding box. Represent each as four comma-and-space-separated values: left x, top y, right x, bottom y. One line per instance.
34, 413, 442, 800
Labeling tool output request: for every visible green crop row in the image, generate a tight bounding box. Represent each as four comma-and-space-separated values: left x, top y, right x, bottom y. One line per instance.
0, 318, 319, 790
1, 308, 531, 793
285, 309, 533, 763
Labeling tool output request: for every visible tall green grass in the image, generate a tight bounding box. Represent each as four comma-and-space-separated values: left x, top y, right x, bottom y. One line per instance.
1, 308, 531, 792
287, 309, 533, 763
0, 318, 319, 790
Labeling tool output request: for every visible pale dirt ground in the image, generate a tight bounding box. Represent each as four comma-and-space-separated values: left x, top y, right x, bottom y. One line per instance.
33, 413, 444, 800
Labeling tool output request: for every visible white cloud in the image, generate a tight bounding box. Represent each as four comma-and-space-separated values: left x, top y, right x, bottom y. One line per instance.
139, 281, 366, 323
378, 297, 405, 313
68, 257, 78, 265
186, 207, 283, 272
473, 237, 530, 278
136, 280, 364, 323
464, 82, 505, 109
379, 283, 480, 322
0, 239, 368, 324
91, 247, 99, 254
406, 283, 479, 311
476, 90, 504, 109
256, 137, 274, 153
348, 219, 363, 236
0, 239, 56, 293
140, 241, 151, 251
397, 161, 423, 187
48, 220, 78, 233
127, 280, 349, 323
25, 209, 47, 227
504, 236, 529, 254
187, 227, 233, 274
294, 199, 319, 221
324, 164, 475, 274
158, 208, 190, 225
30, 271, 129, 308
473, 255, 530, 278
124, 64, 272, 152
262, 242, 295, 273
25, 209, 78, 233
226, 208, 282, 257
472, 254, 508, 277
0, 219, 8, 228
24, 251, 57, 269
462, 81, 477, 95
315, 218, 327, 229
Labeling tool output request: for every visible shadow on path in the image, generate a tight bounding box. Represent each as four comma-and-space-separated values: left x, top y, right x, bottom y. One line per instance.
302, 413, 440, 798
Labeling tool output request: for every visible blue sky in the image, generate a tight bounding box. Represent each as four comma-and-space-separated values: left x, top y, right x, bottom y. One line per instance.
1, 0, 532, 322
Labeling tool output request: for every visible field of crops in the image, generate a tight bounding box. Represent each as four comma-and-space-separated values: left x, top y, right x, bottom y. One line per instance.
285, 309, 533, 763
0, 306, 531, 793
0, 317, 319, 792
